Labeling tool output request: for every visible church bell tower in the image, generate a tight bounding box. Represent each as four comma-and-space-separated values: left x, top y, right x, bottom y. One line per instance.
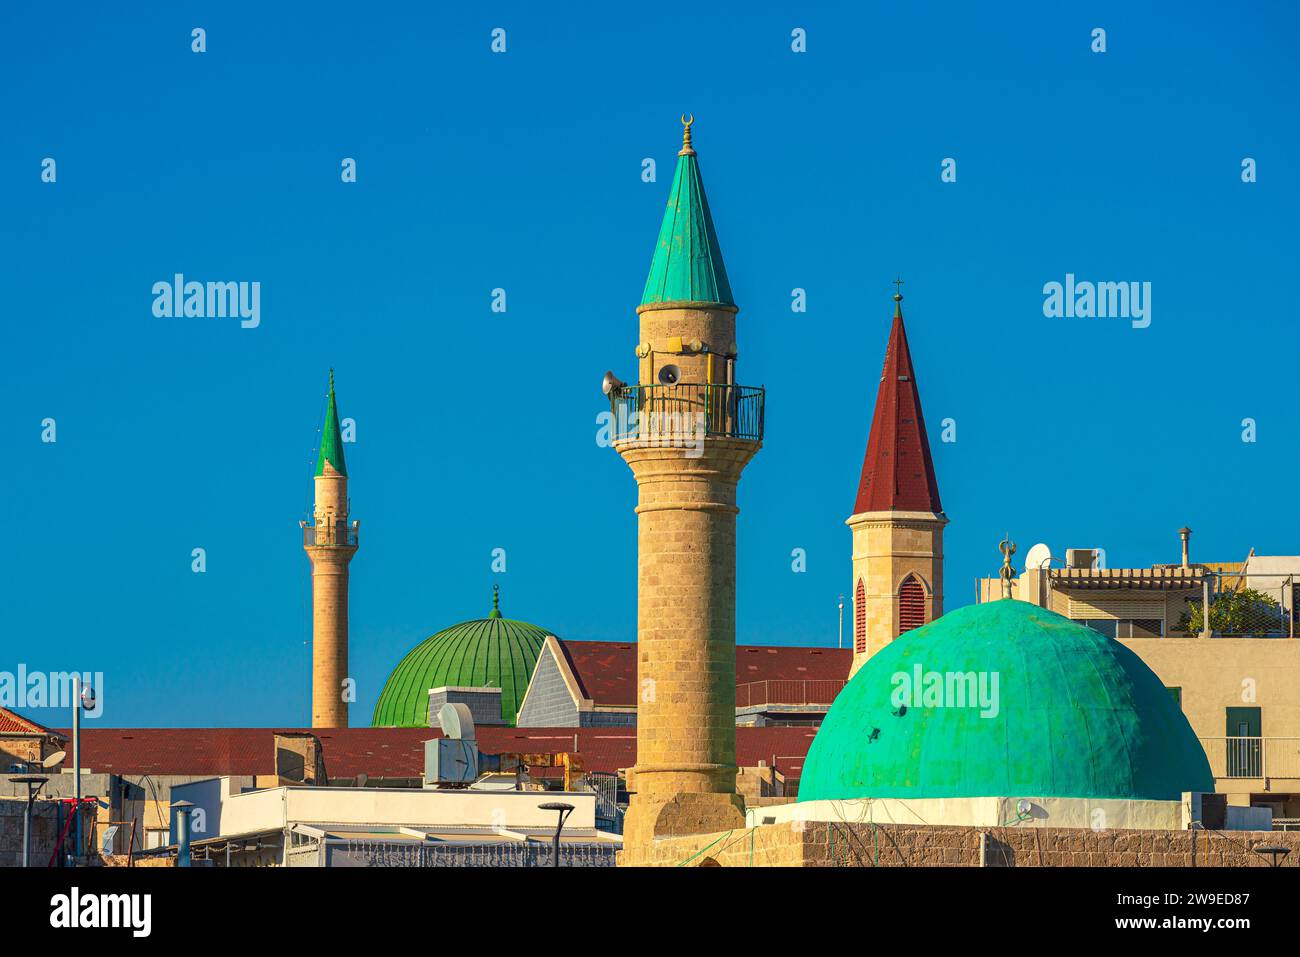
848, 286, 945, 673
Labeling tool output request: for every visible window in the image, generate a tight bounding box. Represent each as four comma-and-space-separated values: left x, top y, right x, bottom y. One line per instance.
899, 575, 927, 634
1071, 618, 1164, 639
854, 579, 866, 654
1075, 619, 1117, 638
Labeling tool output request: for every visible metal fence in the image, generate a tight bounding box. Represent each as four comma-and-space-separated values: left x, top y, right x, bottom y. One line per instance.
1180, 572, 1295, 637
736, 679, 845, 709
583, 771, 625, 834
1198, 737, 1300, 779
608, 383, 765, 443
334, 840, 617, 867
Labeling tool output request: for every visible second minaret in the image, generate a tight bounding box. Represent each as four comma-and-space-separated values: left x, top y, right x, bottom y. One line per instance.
303, 371, 359, 727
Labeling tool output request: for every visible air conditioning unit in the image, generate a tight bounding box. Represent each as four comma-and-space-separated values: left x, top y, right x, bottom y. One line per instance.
1066, 548, 1102, 570
424, 738, 479, 787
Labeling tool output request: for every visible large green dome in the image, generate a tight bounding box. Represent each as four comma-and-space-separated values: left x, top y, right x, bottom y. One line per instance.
371, 589, 551, 728
800, 600, 1213, 803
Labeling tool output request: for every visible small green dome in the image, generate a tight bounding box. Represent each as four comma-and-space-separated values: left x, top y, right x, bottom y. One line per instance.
800, 600, 1213, 803
371, 588, 550, 727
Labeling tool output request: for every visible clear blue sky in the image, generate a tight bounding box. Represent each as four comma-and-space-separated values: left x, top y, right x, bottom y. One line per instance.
2, 2, 1297, 727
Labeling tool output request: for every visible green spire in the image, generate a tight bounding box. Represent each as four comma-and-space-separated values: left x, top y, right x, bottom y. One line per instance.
488, 584, 502, 619
314, 369, 348, 477
641, 116, 734, 308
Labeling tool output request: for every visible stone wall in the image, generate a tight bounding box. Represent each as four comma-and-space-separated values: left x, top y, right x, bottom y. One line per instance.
0, 735, 42, 768
0, 795, 94, 867
630, 820, 1300, 867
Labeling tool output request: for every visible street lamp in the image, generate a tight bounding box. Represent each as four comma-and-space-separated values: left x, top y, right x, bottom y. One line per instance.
70, 677, 95, 866
538, 801, 575, 868
7, 775, 48, 867
1252, 844, 1291, 868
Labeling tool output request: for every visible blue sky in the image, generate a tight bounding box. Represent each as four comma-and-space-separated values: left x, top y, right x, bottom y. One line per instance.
2, 2, 1297, 727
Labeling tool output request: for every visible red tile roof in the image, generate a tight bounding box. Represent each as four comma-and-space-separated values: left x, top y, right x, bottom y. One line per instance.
853, 299, 943, 514
66, 726, 816, 780
733, 645, 852, 685
556, 640, 851, 707
0, 706, 66, 738
557, 641, 637, 706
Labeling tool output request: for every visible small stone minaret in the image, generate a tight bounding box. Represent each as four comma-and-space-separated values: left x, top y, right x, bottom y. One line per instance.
303, 371, 358, 727
848, 286, 945, 673
611, 118, 763, 854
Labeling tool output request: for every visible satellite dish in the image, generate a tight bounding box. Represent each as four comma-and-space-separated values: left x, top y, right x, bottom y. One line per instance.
658, 364, 681, 385
601, 371, 626, 396
438, 703, 476, 741
80, 686, 96, 711
43, 750, 66, 769
1024, 543, 1052, 571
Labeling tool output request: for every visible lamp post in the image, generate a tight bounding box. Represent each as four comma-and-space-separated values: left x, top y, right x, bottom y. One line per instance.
538, 801, 575, 868
837, 595, 844, 649
70, 677, 95, 865
8, 775, 48, 867
1252, 844, 1291, 868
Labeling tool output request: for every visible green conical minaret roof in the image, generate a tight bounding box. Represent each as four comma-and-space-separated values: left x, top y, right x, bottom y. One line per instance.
314, 370, 347, 477
641, 117, 735, 308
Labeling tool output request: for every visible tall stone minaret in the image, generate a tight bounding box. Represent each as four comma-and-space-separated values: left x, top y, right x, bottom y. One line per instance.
611, 118, 763, 856
848, 285, 945, 674
303, 370, 358, 727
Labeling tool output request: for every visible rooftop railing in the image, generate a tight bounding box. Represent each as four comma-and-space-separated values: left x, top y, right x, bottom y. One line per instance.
608, 383, 764, 443
1198, 736, 1300, 779
736, 679, 844, 709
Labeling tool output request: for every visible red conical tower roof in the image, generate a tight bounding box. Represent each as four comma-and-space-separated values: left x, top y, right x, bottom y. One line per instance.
853, 292, 943, 515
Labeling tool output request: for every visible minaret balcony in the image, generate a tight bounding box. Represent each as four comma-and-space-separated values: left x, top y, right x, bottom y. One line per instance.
609, 383, 764, 443
302, 520, 359, 548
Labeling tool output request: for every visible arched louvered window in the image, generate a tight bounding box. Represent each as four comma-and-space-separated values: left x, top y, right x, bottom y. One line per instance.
899, 575, 927, 634
854, 579, 867, 654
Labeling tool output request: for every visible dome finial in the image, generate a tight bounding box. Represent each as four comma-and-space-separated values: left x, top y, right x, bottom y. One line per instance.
329, 367, 335, 395
892, 275, 904, 318
679, 114, 695, 156
998, 536, 1017, 600
489, 583, 502, 618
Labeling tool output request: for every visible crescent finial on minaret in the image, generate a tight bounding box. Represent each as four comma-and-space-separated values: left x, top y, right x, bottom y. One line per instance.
679, 114, 696, 156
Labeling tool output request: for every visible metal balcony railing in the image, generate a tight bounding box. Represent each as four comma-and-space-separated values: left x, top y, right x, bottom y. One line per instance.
609, 383, 764, 443
736, 679, 845, 709
1198, 736, 1300, 779
302, 521, 359, 548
